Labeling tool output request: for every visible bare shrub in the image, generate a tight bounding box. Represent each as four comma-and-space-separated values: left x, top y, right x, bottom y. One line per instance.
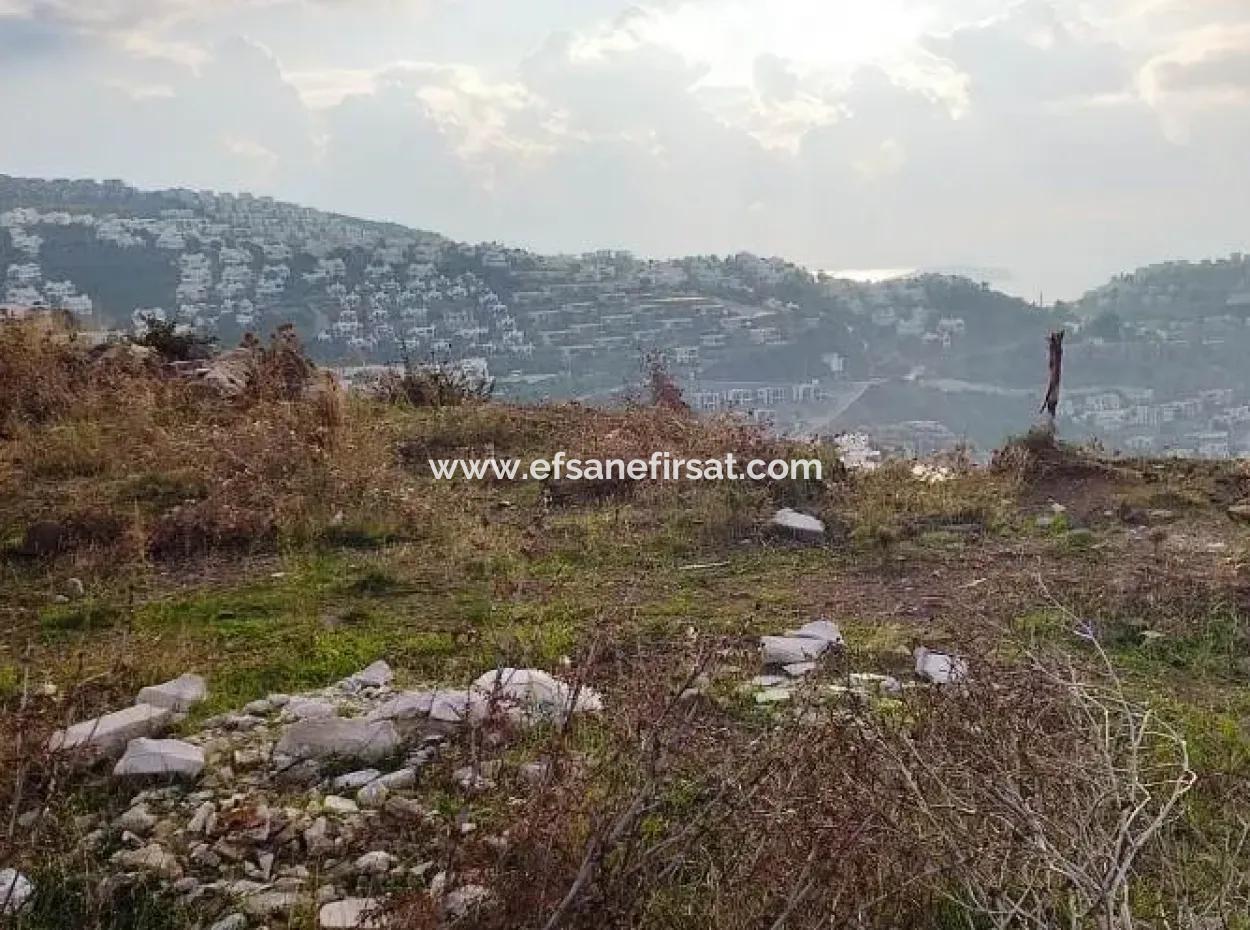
132, 316, 215, 362
645, 352, 689, 413
372, 352, 494, 409
472, 649, 1222, 930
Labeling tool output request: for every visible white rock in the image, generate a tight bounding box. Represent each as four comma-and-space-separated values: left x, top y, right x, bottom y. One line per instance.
323, 795, 359, 815
116, 803, 157, 834
366, 691, 435, 722
113, 843, 183, 878
276, 718, 400, 763
785, 620, 844, 645
914, 647, 969, 685
187, 801, 216, 834
285, 698, 338, 720
304, 816, 334, 854
760, 636, 829, 665
208, 914, 247, 930
470, 668, 604, 719
443, 884, 494, 920
376, 768, 417, 791
331, 769, 381, 791
136, 673, 207, 712
356, 780, 389, 809
755, 687, 793, 704
0, 869, 34, 914
113, 738, 205, 779
354, 851, 394, 875
346, 660, 393, 689
428, 690, 483, 724
241, 890, 304, 918
783, 662, 817, 677
769, 508, 825, 541
319, 897, 386, 929
451, 766, 495, 793
48, 703, 174, 755
751, 674, 787, 688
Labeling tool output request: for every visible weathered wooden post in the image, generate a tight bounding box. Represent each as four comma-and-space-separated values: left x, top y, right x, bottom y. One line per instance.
1038, 330, 1064, 434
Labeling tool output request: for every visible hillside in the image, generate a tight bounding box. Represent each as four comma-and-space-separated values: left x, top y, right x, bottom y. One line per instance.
5, 175, 1250, 458
2, 319, 1250, 929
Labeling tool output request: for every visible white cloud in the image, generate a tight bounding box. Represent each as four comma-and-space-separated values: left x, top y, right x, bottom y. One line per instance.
1, 0, 1249, 297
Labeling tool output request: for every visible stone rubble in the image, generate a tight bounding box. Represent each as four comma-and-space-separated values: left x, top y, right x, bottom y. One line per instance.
0, 869, 34, 914
768, 508, 826, 543
48, 703, 175, 755
138, 673, 208, 712
39, 660, 601, 928
319, 897, 386, 929
750, 619, 962, 707
913, 647, 969, 684
114, 738, 206, 779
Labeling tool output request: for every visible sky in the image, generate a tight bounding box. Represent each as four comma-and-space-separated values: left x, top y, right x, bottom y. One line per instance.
1, 0, 1248, 299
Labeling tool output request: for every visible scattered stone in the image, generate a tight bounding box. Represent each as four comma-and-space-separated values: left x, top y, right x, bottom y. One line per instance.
769, 508, 825, 543
113, 843, 183, 879
48, 703, 175, 755
0, 869, 34, 914
754, 687, 793, 705
116, 803, 158, 835
208, 914, 247, 930
356, 780, 389, 809
750, 674, 788, 688
451, 766, 496, 794
136, 674, 207, 712
471, 668, 604, 719
304, 816, 334, 854
382, 797, 426, 821
113, 738, 205, 780
442, 884, 494, 920
332, 769, 381, 791
275, 718, 400, 763
319, 897, 386, 929
233, 747, 267, 769
428, 690, 486, 724
354, 851, 394, 875
1228, 503, 1250, 522
914, 647, 969, 684
64, 577, 85, 599
256, 852, 275, 879
189, 844, 222, 869
345, 661, 393, 690
285, 698, 337, 720
783, 662, 817, 677
243, 698, 274, 715
241, 890, 305, 918
187, 801, 216, 835
323, 796, 359, 815
375, 768, 417, 791
275, 758, 323, 788
367, 691, 434, 722
761, 636, 829, 665
785, 619, 844, 645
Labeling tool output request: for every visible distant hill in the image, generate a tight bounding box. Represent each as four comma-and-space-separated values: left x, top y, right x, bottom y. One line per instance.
4, 174, 1250, 454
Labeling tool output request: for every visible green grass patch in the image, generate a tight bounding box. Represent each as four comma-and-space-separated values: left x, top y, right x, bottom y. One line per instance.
40, 599, 126, 636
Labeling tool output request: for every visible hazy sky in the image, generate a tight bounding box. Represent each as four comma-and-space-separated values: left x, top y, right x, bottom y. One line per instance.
1, 0, 1247, 298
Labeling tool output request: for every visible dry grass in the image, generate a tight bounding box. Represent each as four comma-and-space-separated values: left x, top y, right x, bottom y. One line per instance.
4, 317, 1250, 929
